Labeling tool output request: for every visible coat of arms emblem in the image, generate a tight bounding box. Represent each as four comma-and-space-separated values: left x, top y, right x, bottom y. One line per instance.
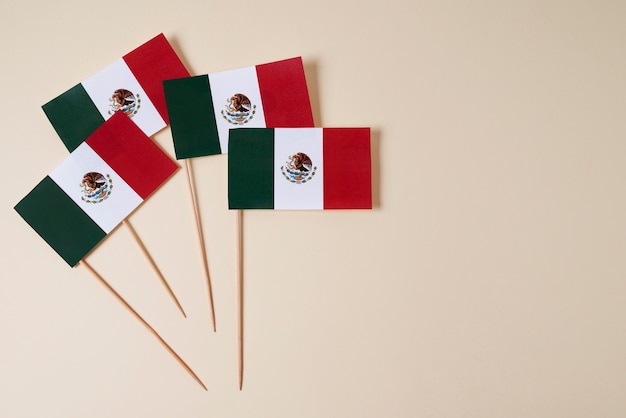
108, 88, 140, 117
221, 93, 256, 125
81, 172, 112, 203
280, 152, 317, 184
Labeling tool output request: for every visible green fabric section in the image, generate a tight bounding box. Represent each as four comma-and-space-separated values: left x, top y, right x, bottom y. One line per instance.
163, 75, 220, 159
228, 128, 275, 209
14, 176, 106, 267
42, 84, 105, 152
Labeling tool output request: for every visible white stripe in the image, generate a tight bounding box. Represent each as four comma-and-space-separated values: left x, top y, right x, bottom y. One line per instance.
208, 65, 266, 154
48, 142, 143, 233
274, 128, 324, 210
81, 58, 166, 137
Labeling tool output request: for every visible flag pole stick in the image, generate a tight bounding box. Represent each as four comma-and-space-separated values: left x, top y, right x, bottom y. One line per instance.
184, 158, 217, 332
236, 209, 244, 390
123, 219, 186, 318
78, 259, 208, 391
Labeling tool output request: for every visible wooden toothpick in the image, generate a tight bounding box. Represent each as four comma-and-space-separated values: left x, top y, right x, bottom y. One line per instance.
79, 259, 207, 391
236, 209, 244, 390
184, 158, 217, 332
123, 219, 186, 318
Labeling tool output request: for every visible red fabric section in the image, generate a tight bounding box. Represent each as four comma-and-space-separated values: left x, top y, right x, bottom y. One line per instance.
323, 128, 372, 209
86, 112, 178, 199
123, 33, 190, 124
256, 57, 314, 128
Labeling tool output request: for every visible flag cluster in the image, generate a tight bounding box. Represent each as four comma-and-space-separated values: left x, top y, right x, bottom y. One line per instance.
14, 32, 373, 392
17, 33, 372, 265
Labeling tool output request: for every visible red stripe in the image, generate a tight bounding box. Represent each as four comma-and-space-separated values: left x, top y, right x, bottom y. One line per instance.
256, 57, 314, 128
85, 112, 178, 199
123, 33, 190, 124
323, 128, 372, 209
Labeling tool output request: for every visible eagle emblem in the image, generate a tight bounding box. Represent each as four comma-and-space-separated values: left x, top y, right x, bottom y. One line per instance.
108, 88, 141, 117
281, 152, 317, 184
81, 172, 112, 203
221, 93, 256, 125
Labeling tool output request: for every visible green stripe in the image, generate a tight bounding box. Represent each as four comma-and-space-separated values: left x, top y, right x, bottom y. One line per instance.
14, 176, 106, 267
163, 75, 220, 159
228, 128, 274, 209
42, 84, 105, 152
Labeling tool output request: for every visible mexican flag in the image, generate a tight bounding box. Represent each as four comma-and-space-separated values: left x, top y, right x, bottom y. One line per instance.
163, 57, 314, 159
42, 33, 190, 152
228, 128, 372, 210
14, 112, 178, 267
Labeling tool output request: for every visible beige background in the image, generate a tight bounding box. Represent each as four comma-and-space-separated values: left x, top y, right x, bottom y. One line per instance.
1, 0, 625, 417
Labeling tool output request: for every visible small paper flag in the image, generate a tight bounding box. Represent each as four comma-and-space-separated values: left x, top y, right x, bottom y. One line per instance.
42, 33, 190, 152
163, 57, 314, 159
15, 112, 178, 266
228, 127, 372, 210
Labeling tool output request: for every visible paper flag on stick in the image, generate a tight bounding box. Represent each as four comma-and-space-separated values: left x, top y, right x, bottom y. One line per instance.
164, 57, 315, 387
228, 127, 372, 210
15, 112, 178, 266
228, 126, 371, 389
163, 56, 314, 159
42, 33, 189, 152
